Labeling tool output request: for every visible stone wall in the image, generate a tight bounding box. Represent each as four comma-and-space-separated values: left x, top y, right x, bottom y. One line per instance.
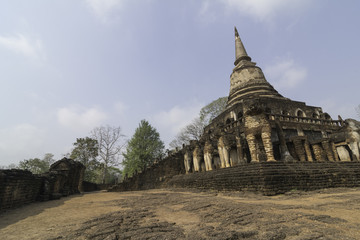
82, 182, 114, 192
112, 160, 360, 195
0, 158, 84, 212
0, 170, 43, 211
82, 181, 99, 192
109, 151, 185, 192
167, 162, 360, 195
46, 158, 85, 198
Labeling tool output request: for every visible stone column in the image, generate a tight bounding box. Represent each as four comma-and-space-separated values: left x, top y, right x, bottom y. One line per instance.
218, 136, 231, 168
223, 146, 231, 168
337, 146, 351, 161
312, 144, 324, 162
322, 140, 334, 161
184, 150, 192, 174
203, 149, 209, 171
331, 142, 339, 161
204, 152, 213, 171
304, 139, 313, 162
217, 137, 226, 168
184, 152, 189, 173
235, 135, 245, 164
262, 128, 275, 162
246, 133, 258, 162
229, 149, 239, 166
275, 120, 293, 162
223, 135, 231, 167
348, 141, 360, 161
293, 138, 306, 162
204, 141, 214, 171
192, 146, 201, 172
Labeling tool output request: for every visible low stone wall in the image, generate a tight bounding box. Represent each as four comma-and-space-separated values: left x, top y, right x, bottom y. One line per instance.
109, 151, 185, 192
82, 182, 114, 192
111, 159, 360, 195
167, 162, 360, 195
0, 170, 43, 211
0, 158, 84, 212
82, 181, 99, 192
97, 184, 113, 190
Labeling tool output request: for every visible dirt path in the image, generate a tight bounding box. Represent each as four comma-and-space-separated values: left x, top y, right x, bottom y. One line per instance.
1, 188, 360, 239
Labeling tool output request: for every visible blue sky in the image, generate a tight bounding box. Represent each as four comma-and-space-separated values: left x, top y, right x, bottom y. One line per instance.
0, 0, 359, 166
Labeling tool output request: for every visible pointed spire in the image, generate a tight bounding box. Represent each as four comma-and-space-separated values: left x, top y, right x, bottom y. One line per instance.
234, 27, 251, 65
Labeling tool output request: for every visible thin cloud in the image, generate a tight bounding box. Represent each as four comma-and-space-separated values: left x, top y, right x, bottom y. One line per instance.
319, 99, 358, 120
264, 58, 307, 90
113, 101, 128, 115
57, 105, 107, 131
200, 0, 310, 24
199, 0, 218, 23
0, 124, 45, 160
150, 102, 204, 146
85, 0, 126, 23
0, 34, 45, 60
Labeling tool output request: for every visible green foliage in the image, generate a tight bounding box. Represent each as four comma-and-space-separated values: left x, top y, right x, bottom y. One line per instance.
199, 97, 227, 124
170, 97, 227, 149
70, 137, 100, 182
18, 153, 55, 174
0, 163, 18, 169
105, 167, 122, 184
122, 120, 164, 178
84, 166, 121, 184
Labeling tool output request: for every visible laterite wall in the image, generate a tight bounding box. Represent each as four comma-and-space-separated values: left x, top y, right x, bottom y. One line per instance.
109, 151, 185, 192
0, 158, 84, 212
0, 170, 43, 211
112, 157, 360, 195
167, 162, 360, 195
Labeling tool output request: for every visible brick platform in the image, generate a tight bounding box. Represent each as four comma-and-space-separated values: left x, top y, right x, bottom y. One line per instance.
167, 162, 360, 195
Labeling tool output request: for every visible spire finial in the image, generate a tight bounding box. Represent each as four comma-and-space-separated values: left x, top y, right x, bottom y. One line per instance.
235, 26, 239, 37
234, 27, 251, 65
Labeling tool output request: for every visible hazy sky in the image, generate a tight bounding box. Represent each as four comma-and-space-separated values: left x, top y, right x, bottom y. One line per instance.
1, 0, 359, 166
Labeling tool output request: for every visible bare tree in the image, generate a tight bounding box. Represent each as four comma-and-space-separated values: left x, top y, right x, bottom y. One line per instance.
169, 97, 227, 149
199, 97, 227, 124
357, 104, 360, 119
91, 125, 126, 184
169, 117, 206, 149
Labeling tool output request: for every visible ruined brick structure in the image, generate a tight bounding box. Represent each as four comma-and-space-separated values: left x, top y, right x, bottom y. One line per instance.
0, 158, 84, 212
40, 158, 85, 200
109, 151, 184, 192
114, 28, 360, 194
184, 28, 360, 172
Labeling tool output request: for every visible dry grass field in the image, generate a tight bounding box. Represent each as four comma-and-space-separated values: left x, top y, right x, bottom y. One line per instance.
1, 188, 360, 239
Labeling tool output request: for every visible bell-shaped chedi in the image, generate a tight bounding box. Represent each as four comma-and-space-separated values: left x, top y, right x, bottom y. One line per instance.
227, 27, 285, 108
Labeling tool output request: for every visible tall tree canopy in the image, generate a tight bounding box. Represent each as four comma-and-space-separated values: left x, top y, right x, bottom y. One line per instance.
70, 137, 99, 182
170, 97, 227, 149
18, 153, 55, 174
91, 125, 126, 184
122, 120, 164, 178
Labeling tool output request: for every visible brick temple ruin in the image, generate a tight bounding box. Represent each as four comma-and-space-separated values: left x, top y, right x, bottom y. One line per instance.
113, 28, 360, 194
184, 27, 360, 172
0, 158, 84, 212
